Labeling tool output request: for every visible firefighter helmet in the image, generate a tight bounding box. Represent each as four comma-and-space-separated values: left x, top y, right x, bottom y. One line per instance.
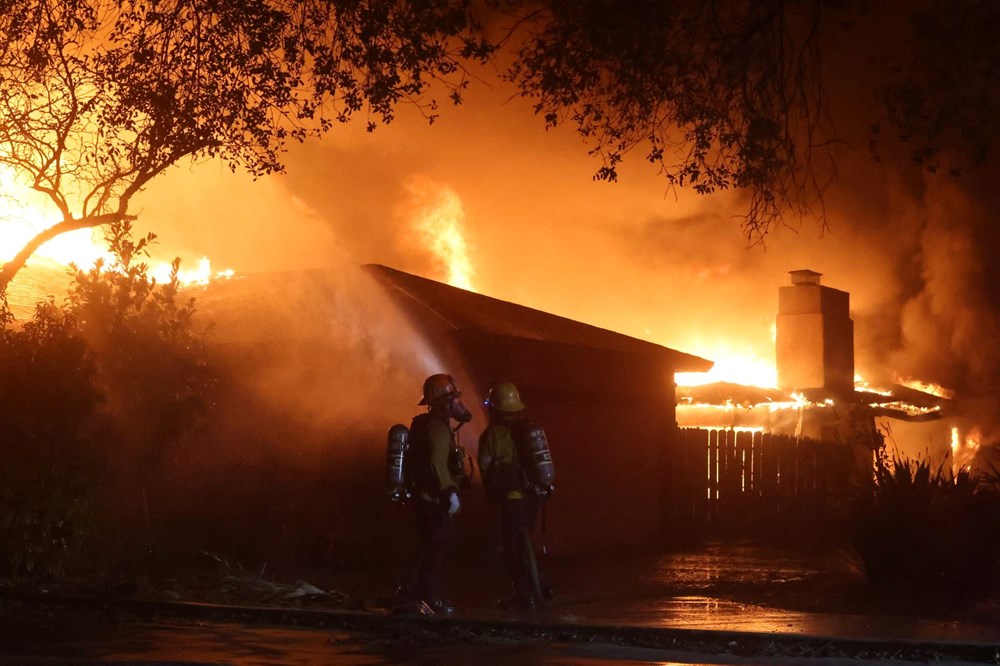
419, 373, 461, 405
486, 380, 526, 412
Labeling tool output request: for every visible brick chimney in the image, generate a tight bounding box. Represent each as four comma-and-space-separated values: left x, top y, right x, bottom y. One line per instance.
775, 270, 854, 396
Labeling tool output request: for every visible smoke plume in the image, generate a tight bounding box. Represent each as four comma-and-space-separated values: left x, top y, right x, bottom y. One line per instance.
130, 27, 1000, 467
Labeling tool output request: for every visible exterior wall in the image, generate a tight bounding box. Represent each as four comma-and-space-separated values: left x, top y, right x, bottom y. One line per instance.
181, 269, 694, 565
453, 331, 677, 553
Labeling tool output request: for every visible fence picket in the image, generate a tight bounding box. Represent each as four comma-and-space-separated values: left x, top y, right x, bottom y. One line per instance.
677, 427, 850, 528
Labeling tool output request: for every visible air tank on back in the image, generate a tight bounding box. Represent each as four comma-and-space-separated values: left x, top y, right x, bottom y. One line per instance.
386, 423, 412, 502
517, 422, 555, 496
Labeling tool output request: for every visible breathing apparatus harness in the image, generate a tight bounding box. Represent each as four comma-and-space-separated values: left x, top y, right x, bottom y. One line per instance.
386, 396, 475, 503
448, 420, 475, 491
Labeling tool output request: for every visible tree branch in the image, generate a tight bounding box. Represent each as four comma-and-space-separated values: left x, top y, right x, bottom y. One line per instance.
0, 211, 137, 290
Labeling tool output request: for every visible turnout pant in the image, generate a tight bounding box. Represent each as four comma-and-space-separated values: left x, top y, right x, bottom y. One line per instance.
499, 497, 543, 598
403, 497, 451, 602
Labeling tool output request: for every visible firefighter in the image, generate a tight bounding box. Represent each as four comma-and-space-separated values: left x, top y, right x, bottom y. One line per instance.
397, 373, 471, 615
478, 380, 553, 610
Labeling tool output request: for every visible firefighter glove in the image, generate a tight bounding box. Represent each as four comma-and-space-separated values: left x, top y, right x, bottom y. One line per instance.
442, 489, 461, 515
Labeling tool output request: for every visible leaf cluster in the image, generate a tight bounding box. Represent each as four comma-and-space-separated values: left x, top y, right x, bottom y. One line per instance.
851, 452, 1000, 603
4, 0, 1000, 271
0, 297, 103, 578
0, 222, 217, 577
0, 0, 492, 185
0, 0, 493, 286
96, 0, 493, 178
65, 220, 216, 465
876, 1, 1000, 175
504, 0, 830, 240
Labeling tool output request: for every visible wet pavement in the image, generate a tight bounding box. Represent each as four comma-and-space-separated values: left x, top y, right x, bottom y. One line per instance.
431, 541, 1000, 645
2, 540, 998, 663
0, 607, 993, 665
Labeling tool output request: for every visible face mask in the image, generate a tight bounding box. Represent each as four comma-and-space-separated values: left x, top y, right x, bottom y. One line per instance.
449, 396, 473, 424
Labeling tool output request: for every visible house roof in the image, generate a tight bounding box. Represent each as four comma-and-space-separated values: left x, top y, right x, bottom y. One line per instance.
365, 264, 713, 373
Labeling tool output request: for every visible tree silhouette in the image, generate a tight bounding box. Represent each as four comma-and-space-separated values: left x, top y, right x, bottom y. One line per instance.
1, 0, 997, 285
0, 0, 491, 289
503, 0, 1000, 240
505, 0, 828, 240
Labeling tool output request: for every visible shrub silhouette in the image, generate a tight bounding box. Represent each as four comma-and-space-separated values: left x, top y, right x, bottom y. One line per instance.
852, 452, 1000, 603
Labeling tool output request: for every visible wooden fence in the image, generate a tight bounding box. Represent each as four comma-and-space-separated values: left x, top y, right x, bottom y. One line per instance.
663, 427, 860, 528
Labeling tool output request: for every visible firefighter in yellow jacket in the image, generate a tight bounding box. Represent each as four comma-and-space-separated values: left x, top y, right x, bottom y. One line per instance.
398, 373, 471, 615
478, 380, 552, 610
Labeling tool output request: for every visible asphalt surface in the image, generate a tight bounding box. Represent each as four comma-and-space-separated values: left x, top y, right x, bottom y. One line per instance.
1, 541, 998, 664
375, 540, 1000, 646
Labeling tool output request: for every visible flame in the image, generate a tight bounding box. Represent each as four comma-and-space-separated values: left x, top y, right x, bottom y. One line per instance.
950, 426, 981, 474
0, 165, 110, 269
675, 340, 776, 387
1, 165, 230, 291
854, 374, 894, 396
897, 376, 955, 399
677, 391, 837, 430
402, 176, 475, 291
151, 257, 235, 286
873, 402, 942, 417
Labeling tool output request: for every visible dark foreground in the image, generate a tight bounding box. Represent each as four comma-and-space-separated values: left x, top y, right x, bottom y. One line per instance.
1, 542, 997, 664
3, 599, 999, 666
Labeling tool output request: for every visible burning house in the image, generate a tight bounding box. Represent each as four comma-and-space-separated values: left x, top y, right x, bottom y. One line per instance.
3, 256, 961, 555
673, 270, 950, 528
187, 264, 712, 559
365, 264, 713, 552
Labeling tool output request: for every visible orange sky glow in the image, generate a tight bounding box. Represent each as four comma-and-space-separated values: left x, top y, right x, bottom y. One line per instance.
2, 60, 997, 461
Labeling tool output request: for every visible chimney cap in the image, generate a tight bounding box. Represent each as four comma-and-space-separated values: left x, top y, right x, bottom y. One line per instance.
789, 269, 822, 286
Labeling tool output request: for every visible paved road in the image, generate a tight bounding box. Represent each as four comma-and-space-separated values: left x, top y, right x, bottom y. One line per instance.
2, 541, 996, 664
0, 610, 986, 665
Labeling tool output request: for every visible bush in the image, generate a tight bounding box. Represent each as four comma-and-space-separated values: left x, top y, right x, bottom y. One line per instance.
851, 452, 1000, 603
0, 300, 104, 578
61, 222, 217, 567
66, 223, 215, 493
0, 221, 216, 578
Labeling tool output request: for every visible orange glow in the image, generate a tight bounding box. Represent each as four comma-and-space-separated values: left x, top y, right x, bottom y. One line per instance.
1, 165, 230, 290
950, 426, 981, 474
403, 176, 475, 291
897, 377, 955, 399
0, 165, 110, 269
675, 340, 776, 387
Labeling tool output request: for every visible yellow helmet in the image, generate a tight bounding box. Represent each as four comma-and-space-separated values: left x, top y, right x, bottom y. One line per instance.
486, 381, 525, 412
